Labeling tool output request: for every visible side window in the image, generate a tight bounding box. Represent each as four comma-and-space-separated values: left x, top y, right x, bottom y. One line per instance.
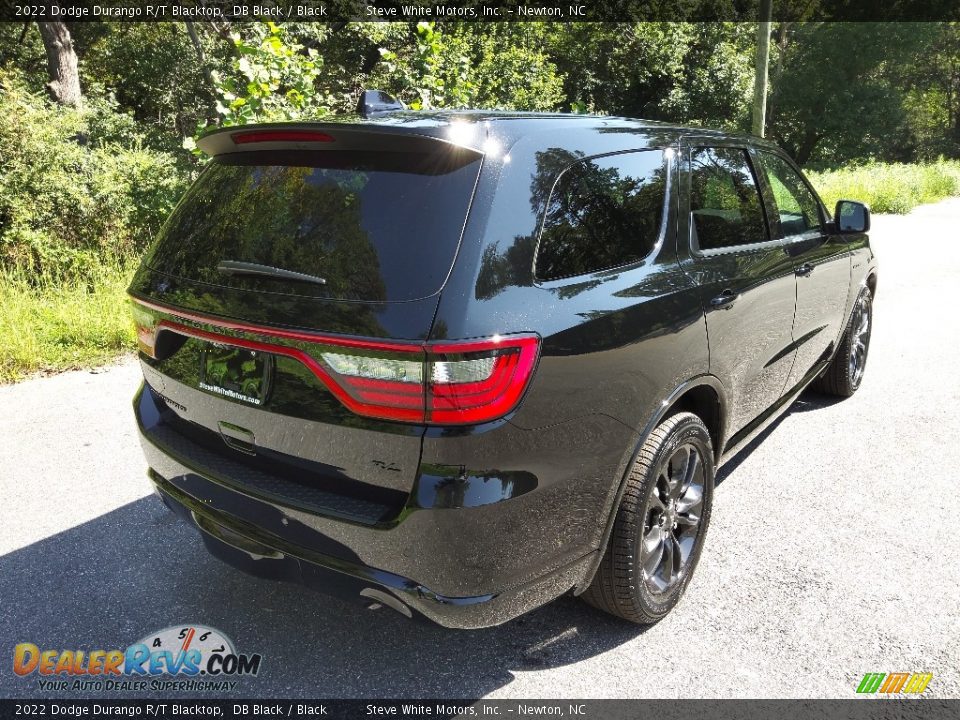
757, 152, 823, 237
536, 150, 666, 281
689, 146, 768, 251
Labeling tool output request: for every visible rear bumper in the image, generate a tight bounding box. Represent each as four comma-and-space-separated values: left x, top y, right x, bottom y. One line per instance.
135, 383, 611, 629
149, 468, 592, 629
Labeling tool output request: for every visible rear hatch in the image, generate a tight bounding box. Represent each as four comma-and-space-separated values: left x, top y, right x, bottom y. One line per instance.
130, 125, 484, 523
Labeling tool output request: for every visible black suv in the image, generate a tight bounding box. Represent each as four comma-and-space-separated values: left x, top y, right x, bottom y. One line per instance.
130, 109, 876, 628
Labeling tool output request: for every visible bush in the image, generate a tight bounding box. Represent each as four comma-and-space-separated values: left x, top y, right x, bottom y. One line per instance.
0, 70, 190, 280
809, 160, 960, 214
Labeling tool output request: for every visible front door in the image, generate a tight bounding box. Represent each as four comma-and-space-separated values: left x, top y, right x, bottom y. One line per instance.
753, 150, 852, 391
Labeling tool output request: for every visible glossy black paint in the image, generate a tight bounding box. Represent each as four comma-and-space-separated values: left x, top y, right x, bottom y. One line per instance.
131, 112, 878, 628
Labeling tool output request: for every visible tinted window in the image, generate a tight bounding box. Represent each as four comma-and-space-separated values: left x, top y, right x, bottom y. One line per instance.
145, 150, 482, 302
536, 151, 666, 281
758, 151, 823, 236
689, 147, 768, 251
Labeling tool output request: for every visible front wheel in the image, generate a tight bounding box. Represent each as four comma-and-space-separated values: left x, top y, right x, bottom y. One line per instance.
813, 286, 873, 397
582, 412, 715, 625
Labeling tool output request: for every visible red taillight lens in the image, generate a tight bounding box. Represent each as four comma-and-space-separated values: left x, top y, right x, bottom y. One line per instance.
319, 335, 540, 425
427, 337, 540, 424
231, 130, 335, 145
319, 350, 426, 423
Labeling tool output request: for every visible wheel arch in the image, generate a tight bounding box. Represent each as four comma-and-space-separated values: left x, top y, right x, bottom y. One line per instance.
575, 374, 728, 594
660, 382, 725, 464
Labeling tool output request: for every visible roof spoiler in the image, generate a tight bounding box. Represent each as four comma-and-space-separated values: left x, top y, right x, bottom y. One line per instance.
194, 123, 483, 158
356, 89, 406, 118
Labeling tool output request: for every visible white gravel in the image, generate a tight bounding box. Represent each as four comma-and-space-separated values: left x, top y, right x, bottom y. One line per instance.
1, 200, 958, 699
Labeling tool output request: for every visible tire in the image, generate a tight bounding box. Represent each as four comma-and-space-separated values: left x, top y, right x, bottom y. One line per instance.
582, 412, 715, 625
812, 286, 873, 398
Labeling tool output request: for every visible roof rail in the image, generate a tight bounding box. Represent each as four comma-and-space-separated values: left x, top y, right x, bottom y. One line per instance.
356, 90, 406, 118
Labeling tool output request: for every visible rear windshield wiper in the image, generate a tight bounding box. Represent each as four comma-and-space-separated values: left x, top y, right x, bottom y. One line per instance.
216, 260, 327, 286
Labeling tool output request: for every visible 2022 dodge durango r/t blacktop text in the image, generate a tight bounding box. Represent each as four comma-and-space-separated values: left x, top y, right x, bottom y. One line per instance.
130, 103, 877, 629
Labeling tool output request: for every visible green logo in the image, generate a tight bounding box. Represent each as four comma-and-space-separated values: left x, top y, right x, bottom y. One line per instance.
856, 672, 932, 694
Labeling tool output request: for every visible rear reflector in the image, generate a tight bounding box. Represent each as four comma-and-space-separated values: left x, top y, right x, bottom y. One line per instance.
132, 298, 539, 426
231, 130, 335, 145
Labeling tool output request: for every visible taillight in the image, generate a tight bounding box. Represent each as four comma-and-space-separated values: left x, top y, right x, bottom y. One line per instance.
319, 350, 426, 423
318, 335, 540, 425
131, 298, 539, 426
231, 130, 335, 144
426, 337, 539, 424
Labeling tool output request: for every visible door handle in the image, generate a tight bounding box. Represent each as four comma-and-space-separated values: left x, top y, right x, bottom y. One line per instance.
795, 262, 814, 277
709, 289, 739, 310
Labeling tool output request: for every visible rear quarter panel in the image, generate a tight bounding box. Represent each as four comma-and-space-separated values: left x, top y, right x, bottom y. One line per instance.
425, 127, 710, 580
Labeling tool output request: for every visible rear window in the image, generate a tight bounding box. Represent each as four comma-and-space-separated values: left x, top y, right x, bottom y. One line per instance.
535, 150, 666, 282
145, 149, 483, 302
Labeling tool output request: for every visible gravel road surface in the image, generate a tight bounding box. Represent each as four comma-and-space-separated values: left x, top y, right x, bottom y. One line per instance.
1, 200, 959, 700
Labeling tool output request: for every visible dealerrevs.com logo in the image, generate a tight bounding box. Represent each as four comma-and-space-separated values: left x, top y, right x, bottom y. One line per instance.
13, 625, 262, 693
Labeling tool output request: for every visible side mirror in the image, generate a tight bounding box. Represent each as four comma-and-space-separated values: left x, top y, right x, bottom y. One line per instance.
834, 200, 870, 233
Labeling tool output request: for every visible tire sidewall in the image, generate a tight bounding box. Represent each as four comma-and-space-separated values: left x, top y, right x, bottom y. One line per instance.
848, 286, 873, 392
634, 416, 715, 618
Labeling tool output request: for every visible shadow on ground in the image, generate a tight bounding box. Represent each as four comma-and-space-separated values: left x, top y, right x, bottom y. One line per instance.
715, 389, 843, 487
0, 494, 649, 699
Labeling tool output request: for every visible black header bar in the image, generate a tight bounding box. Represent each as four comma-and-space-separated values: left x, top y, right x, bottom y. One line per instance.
1, 0, 959, 23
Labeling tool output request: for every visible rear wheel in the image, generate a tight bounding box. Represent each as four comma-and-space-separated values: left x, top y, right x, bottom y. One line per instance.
582, 412, 715, 624
813, 286, 873, 397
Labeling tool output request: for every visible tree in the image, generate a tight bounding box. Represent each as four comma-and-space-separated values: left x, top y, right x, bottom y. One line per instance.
548, 23, 754, 128
892, 23, 960, 159
207, 22, 329, 128
767, 23, 932, 166
375, 23, 564, 111
37, 21, 81, 106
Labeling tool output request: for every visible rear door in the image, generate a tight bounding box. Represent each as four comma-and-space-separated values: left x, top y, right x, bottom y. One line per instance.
677, 140, 798, 438
753, 149, 851, 391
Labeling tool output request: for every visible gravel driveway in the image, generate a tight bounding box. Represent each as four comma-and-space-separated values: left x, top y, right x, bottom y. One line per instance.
1, 200, 958, 699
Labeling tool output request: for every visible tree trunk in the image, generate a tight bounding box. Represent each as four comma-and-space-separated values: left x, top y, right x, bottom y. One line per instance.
751, 0, 773, 137
766, 22, 790, 130
37, 21, 82, 107
794, 129, 821, 166
184, 21, 216, 90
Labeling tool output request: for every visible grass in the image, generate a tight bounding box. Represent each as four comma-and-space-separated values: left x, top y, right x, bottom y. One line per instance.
0, 263, 137, 383
809, 159, 960, 214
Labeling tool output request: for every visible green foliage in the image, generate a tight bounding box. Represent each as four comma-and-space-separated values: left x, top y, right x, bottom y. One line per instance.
378, 22, 473, 110
208, 22, 330, 128
0, 262, 136, 383
768, 23, 935, 165
377, 23, 563, 111
445, 24, 565, 110
809, 160, 960, 214
0, 70, 189, 280
550, 23, 753, 126
0, 21, 48, 90
79, 23, 214, 153
893, 23, 960, 160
